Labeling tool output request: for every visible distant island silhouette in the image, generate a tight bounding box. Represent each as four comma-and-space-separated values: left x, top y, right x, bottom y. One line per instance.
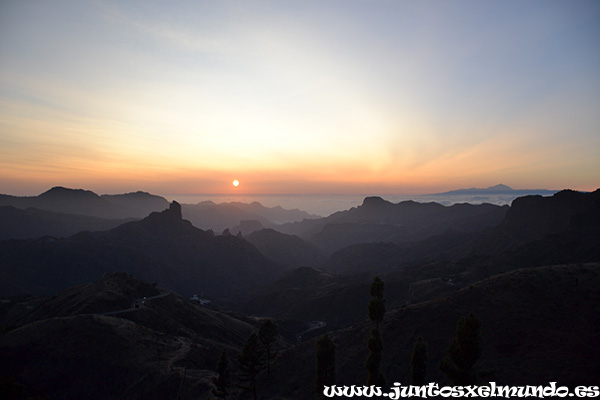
430, 184, 557, 196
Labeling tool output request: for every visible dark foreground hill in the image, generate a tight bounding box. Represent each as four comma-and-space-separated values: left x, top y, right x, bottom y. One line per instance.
236, 266, 366, 328
2, 264, 598, 399
0, 272, 259, 400
259, 263, 600, 399
0, 202, 284, 298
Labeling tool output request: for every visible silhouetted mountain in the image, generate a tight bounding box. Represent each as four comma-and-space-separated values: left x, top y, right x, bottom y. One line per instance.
1, 188, 599, 399
182, 201, 273, 232
100, 191, 170, 217
432, 183, 556, 196
0, 272, 258, 399
260, 263, 600, 398
0, 202, 284, 298
0, 187, 169, 219
181, 200, 318, 233
277, 197, 507, 253
244, 228, 327, 268
464, 189, 600, 278
228, 201, 319, 223
239, 189, 600, 331
320, 189, 600, 277
231, 219, 265, 235
493, 188, 600, 247
0, 205, 133, 240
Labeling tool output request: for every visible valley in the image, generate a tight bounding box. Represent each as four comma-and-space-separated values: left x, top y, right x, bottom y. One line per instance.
0, 186, 599, 399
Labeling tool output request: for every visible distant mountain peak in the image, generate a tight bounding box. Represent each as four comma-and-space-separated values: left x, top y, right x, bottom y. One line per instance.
361, 196, 390, 207
139, 201, 185, 229
488, 184, 513, 191
432, 184, 555, 196
39, 186, 99, 198
168, 201, 182, 219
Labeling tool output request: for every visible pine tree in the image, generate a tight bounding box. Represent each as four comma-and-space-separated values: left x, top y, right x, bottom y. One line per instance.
316, 334, 336, 400
212, 350, 231, 399
258, 319, 278, 373
440, 312, 482, 385
368, 276, 386, 330
410, 336, 428, 386
366, 276, 386, 386
238, 333, 266, 400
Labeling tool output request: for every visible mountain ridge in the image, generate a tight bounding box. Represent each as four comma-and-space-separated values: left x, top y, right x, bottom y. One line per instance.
0, 272, 260, 399
0, 201, 285, 298
0, 186, 169, 219
0, 187, 321, 240
276, 197, 507, 253
259, 263, 600, 398
0, 205, 133, 240
1, 186, 599, 399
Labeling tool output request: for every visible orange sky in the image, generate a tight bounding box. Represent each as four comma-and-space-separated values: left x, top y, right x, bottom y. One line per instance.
1, 1, 599, 197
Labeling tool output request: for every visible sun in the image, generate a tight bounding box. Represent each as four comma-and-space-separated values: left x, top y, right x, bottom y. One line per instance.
232, 180, 240, 187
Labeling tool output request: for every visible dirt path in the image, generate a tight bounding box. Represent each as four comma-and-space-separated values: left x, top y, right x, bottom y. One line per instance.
167, 336, 193, 371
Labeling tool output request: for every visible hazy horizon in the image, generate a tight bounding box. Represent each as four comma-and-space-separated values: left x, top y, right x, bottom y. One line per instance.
1, 182, 563, 216
1, 1, 599, 195
167, 192, 540, 217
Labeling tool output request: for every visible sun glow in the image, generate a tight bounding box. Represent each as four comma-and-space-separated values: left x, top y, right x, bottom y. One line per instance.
0, 2, 598, 196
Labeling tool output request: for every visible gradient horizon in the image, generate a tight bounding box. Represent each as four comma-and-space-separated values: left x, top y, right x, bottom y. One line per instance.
1, 1, 599, 197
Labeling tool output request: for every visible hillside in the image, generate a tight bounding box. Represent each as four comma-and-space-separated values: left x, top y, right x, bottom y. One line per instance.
3, 264, 598, 399
0, 205, 132, 240
320, 189, 600, 276
259, 263, 600, 399
0, 272, 160, 327
0, 188, 599, 399
244, 228, 327, 268
236, 267, 364, 328
0, 272, 259, 400
276, 197, 507, 253
0, 202, 284, 298
481, 188, 600, 252
238, 189, 600, 331
181, 200, 318, 233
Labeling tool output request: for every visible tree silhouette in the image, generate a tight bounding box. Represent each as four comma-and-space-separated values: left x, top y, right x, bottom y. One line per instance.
258, 319, 278, 374
368, 276, 386, 330
212, 349, 231, 399
238, 333, 266, 400
366, 276, 386, 386
440, 312, 482, 385
410, 336, 428, 386
316, 334, 336, 400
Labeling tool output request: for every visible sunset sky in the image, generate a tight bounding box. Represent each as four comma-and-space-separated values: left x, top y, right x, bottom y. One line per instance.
1, 0, 599, 196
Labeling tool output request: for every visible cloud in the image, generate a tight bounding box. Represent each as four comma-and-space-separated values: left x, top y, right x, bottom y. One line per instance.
95, 0, 233, 54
